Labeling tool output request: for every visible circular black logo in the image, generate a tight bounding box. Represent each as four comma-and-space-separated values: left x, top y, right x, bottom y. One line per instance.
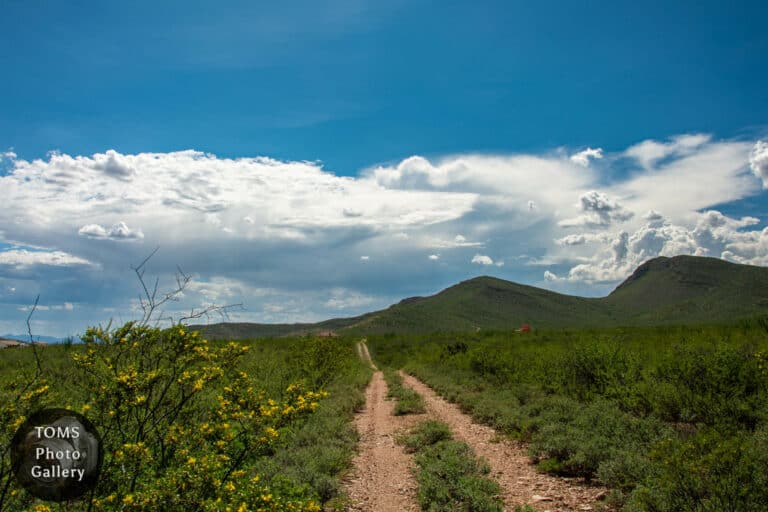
10, 408, 102, 501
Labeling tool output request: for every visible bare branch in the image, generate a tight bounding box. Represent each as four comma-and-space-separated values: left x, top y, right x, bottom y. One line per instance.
130, 248, 239, 327
25, 295, 43, 374
178, 303, 243, 325
134, 245, 160, 273
26, 295, 39, 344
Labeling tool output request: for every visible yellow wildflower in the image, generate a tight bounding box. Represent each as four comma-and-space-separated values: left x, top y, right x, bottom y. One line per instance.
11, 415, 25, 430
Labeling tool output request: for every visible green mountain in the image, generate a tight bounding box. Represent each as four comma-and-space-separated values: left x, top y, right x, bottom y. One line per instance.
192, 255, 768, 339
604, 255, 768, 324
340, 276, 617, 333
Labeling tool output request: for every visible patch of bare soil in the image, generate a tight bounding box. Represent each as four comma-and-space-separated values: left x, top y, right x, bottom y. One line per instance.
401, 371, 608, 512
343, 370, 423, 511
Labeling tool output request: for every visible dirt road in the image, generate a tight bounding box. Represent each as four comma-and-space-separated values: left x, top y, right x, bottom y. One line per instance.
344, 370, 422, 511
356, 340, 377, 370
345, 341, 605, 511
401, 371, 607, 511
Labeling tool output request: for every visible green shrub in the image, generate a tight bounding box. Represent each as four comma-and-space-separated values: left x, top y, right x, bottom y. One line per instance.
400, 420, 503, 512
560, 342, 643, 403
415, 441, 502, 512
628, 427, 768, 511
528, 398, 669, 483
400, 420, 453, 452
651, 344, 767, 429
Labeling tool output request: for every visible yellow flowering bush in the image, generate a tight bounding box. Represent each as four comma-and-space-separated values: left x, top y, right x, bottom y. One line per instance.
0, 323, 347, 511
69, 322, 329, 511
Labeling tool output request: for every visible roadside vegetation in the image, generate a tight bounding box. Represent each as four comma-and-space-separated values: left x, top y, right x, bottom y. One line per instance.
383, 368, 426, 415
399, 419, 503, 512
369, 318, 768, 511
0, 327, 370, 511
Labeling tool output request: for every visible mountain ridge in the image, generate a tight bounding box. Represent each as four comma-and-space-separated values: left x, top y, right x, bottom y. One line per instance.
192, 255, 768, 339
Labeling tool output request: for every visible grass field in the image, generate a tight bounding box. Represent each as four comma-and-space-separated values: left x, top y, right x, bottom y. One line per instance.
4, 314, 768, 511
368, 319, 768, 511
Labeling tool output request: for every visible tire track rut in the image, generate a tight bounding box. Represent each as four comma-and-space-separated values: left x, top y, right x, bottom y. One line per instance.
401, 371, 607, 512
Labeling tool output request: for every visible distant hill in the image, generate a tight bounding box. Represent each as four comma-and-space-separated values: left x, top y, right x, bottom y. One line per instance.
193, 317, 369, 340
0, 334, 66, 344
0, 337, 26, 348
191, 255, 768, 339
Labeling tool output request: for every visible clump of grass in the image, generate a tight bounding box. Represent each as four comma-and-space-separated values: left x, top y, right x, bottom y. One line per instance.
400, 420, 504, 512
384, 368, 426, 415
400, 419, 452, 452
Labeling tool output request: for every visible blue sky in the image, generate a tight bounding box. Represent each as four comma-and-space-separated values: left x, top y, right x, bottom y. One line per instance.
1, 0, 768, 336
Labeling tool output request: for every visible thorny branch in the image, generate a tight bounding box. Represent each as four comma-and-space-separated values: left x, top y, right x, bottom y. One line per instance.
24, 294, 43, 375
131, 247, 242, 327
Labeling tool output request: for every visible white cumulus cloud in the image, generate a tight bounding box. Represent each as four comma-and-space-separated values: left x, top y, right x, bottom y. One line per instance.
548, 210, 766, 284
78, 222, 144, 241
556, 233, 610, 246
570, 147, 603, 167
559, 190, 634, 228
91, 149, 136, 180
544, 270, 559, 281
471, 254, 494, 265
